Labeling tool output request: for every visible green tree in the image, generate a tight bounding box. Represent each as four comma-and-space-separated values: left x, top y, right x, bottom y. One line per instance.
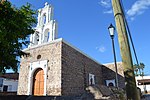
133, 63, 145, 76
139, 63, 145, 76
0, 1, 36, 73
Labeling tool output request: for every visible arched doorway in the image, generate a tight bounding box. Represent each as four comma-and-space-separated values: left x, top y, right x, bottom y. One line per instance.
32, 68, 44, 95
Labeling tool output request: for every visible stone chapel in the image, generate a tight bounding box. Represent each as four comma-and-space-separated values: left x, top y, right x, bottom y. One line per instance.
17, 3, 125, 96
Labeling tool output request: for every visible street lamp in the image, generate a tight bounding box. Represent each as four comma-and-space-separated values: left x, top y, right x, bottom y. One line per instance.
108, 23, 119, 89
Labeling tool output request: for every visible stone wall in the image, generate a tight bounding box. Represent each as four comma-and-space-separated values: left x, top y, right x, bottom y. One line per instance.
102, 62, 125, 88
18, 41, 62, 95
45, 42, 62, 95
61, 42, 102, 96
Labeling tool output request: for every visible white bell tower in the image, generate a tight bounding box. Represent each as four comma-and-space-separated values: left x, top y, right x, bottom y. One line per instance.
29, 2, 58, 47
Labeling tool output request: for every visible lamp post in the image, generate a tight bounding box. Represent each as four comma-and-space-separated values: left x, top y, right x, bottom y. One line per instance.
108, 23, 118, 89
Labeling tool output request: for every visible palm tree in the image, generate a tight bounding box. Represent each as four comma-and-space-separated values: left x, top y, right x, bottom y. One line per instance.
133, 63, 145, 76
133, 64, 139, 76
139, 63, 145, 76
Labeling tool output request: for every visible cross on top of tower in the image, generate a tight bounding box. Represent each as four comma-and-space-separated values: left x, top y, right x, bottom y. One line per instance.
45, 2, 48, 6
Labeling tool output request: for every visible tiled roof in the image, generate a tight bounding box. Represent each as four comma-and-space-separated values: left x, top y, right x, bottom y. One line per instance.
137, 79, 150, 84
0, 73, 19, 80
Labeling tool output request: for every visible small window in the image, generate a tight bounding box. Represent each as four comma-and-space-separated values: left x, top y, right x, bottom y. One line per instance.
37, 55, 41, 59
0, 78, 3, 87
89, 73, 95, 85
3, 85, 8, 92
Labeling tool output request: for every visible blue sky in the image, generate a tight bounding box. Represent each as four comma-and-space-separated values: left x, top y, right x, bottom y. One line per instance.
11, 0, 150, 75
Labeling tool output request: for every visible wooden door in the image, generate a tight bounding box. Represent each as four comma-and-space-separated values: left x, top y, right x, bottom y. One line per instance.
32, 68, 44, 95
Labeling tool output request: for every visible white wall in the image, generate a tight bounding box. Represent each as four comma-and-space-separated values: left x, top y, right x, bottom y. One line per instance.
136, 76, 150, 92
2, 79, 18, 92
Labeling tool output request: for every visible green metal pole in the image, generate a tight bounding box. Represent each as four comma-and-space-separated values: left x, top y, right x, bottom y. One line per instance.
111, 0, 139, 99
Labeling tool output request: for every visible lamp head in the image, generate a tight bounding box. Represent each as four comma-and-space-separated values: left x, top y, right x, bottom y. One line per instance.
108, 23, 115, 38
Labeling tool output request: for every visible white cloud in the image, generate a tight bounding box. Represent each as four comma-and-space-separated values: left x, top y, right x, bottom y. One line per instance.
99, 0, 111, 8
103, 9, 113, 14
99, 0, 112, 14
130, 17, 135, 21
96, 46, 106, 53
127, 0, 150, 17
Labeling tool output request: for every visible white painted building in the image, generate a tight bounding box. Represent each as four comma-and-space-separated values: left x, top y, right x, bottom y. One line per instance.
0, 78, 18, 92
136, 76, 150, 93
0, 73, 18, 92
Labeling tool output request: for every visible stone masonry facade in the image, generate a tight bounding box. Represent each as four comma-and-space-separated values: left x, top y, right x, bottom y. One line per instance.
18, 39, 62, 95
18, 39, 103, 96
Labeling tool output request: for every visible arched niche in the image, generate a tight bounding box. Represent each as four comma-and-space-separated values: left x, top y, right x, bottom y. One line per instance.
34, 31, 39, 45
108, 82, 114, 87
42, 13, 46, 25
43, 29, 50, 42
